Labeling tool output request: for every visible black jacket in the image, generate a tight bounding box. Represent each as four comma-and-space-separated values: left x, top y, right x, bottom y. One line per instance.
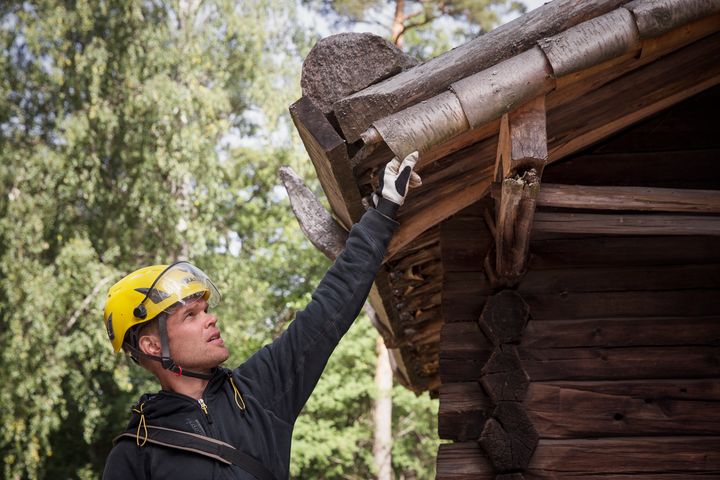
103, 209, 398, 480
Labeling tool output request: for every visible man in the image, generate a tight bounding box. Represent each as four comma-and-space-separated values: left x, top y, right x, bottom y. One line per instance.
102, 153, 420, 480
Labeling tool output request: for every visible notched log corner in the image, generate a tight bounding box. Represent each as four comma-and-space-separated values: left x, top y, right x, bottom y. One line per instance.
480, 402, 539, 472
479, 290, 531, 346
480, 345, 530, 403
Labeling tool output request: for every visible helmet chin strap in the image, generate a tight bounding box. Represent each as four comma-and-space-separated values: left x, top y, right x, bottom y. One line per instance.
156, 314, 214, 380
124, 316, 214, 381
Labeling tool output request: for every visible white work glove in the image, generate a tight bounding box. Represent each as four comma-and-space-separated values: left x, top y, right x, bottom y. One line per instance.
372, 151, 422, 218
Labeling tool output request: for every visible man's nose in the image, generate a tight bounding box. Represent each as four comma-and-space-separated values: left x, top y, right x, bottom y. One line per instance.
204, 312, 218, 327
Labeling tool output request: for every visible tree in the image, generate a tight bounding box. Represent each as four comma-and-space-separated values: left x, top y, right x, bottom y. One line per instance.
307, 0, 525, 59
0, 1, 322, 478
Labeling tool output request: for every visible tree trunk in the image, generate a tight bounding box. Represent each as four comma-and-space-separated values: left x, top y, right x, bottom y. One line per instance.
373, 335, 394, 480
391, 0, 405, 48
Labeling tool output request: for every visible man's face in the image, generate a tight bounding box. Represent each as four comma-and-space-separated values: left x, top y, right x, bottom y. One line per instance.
166, 296, 229, 372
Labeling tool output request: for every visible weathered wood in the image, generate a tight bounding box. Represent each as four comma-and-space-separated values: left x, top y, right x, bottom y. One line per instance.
505, 97, 548, 176
438, 382, 491, 441
625, 0, 720, 39
450, 48, 554, 131
387, 167, 493, 259
278, 166, 348, 260
537, 184, 720, 213
481, 345, 530, 402
439, 379, 720, 441
436, 442, 494, 480
538, 8, 640, 77
526, 379, 720, 438
372, 90, 469, 161
479, 402, 539, 472
547, 32, 720, 163
440, 322, 493, 383
289, 97, 363, 228
334, 0, 630, 142
519, 264, 720, 295
533, 211, 720, 236
478, 290, 531, 346
300, 32, 417, 116
519, 345, 720, 381
496, 475, 524, 480
522, 316, 720, 349
525, 437, 720, 476
525, 289, 720, 319
529, 235, 720, 268
495, 171, 541, 282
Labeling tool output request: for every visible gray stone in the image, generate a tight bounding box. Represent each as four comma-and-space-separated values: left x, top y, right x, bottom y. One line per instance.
301, 32, 418, 116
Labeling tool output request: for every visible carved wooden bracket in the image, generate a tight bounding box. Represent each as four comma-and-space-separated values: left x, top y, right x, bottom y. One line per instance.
494, 96, 548, 286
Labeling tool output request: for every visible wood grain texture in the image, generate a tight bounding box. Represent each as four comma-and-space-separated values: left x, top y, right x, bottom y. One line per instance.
537, 184, 720, 212
533, 211, 720, 236
334, 0, 629, 142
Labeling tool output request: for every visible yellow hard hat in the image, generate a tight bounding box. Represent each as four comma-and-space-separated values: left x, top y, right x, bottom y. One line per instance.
103, 262, 221, 352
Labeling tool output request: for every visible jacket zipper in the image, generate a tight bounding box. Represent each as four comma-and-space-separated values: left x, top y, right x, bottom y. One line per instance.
198, 398, 214, 424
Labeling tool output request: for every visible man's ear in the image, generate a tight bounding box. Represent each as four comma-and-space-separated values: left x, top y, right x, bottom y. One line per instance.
138, 332, 161, 357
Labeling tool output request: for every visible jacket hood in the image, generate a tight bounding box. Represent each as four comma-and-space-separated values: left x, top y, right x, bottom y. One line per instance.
125, 367, 229, 429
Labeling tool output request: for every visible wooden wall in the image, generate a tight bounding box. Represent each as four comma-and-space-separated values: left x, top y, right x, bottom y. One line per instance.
436, 86, 720, 478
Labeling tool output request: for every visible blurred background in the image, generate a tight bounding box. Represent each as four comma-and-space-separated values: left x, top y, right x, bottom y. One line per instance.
0, 1, 535, 478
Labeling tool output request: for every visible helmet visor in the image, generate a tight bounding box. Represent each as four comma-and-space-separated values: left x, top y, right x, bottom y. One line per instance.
140, 262, 221, 315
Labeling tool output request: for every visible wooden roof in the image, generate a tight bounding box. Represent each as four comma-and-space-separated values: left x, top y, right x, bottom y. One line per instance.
290, 0, 720, 393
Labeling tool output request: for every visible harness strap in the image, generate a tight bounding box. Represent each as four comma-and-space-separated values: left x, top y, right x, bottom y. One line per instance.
114, 425, 277, 480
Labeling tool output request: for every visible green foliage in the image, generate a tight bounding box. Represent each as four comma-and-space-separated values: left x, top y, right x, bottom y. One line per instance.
292, 315, 439, 479
0, 0, 441, 478
306, 0, 526, 59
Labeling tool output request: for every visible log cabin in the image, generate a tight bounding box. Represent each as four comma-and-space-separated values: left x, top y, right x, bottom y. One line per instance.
288, 0, 720, 477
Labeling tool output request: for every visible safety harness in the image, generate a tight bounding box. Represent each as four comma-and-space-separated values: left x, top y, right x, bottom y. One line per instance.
114, 374, 276, 480
114, 425, 276, 480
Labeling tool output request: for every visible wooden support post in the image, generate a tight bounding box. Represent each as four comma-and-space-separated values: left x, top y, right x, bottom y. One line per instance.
494, 96, 547, 286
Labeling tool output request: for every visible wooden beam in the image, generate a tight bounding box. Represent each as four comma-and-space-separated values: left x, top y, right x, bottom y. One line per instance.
387, 168, 493, 259
438, 438, 720, 479
440, 379, 720, 441
547, 32, 720, 163
289, 97, 364, 228
533, 211, 720, 236
529, 235, 720, 269
495, 96, 547, 284
526, 379, 720, 438
333, 0, 629, 142
537, 184, 720, 212
527, 437, 720, 476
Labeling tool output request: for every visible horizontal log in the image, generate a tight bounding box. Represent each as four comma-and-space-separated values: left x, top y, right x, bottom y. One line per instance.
526, 436, 720, 476
438, 437, 720, 480
522, 316, 720, 349
440, 379, 720, 440
526, 379, 720, 438
334, 0, 629, 142
529, 235, 720, 268
533, 211, 720, 236
520, 345, 720, 381
524, 289, 720, 319
448, 325, 720, 381
547, 32, 720, 163
436, 442, 493, 480
518, 264, 720, 295
440, 322, 493, 383
438, 382, 491, 441
537, 184, 720, 213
